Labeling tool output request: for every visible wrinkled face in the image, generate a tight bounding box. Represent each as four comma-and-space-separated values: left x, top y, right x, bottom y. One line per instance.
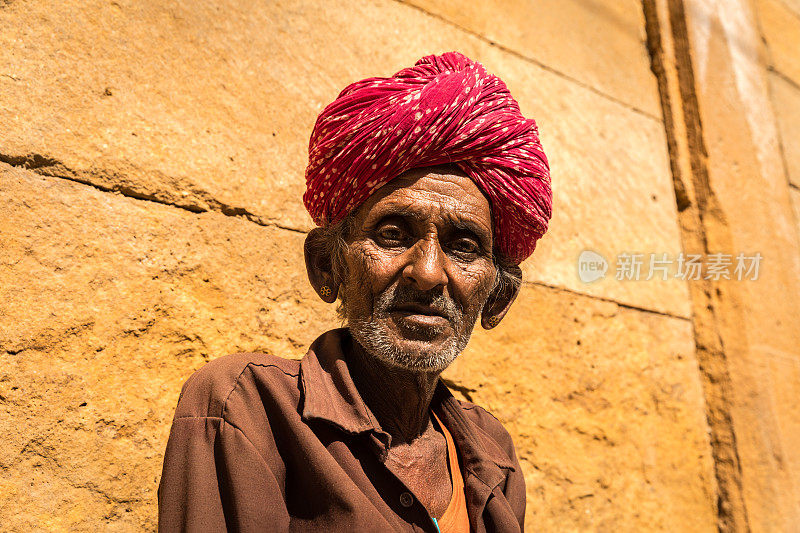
340, 166, 498, 372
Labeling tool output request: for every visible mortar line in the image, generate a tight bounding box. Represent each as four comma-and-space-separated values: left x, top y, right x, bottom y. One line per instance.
0, 159, 307, 235
523, 279, 691, 320
765, 72, 800, 209
391, 0, 663, 122
777, 0, 800, 23
767, 66, 800, 92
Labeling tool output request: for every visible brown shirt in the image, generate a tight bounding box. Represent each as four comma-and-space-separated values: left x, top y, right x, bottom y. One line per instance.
158, 329, 526, 532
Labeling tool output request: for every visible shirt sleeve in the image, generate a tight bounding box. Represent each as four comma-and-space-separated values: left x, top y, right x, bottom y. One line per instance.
157, 415, 290, 533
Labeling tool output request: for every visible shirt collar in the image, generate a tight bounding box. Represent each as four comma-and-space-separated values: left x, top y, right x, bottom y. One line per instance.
432, 383, 517, 490
300, 328, 380, 435
299, 328, 517, 487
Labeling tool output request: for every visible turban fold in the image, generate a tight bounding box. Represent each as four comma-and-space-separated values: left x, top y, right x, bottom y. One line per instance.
304, 51, 552, 263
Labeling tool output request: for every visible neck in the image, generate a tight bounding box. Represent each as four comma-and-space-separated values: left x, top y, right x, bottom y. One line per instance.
345, 334, 441, 446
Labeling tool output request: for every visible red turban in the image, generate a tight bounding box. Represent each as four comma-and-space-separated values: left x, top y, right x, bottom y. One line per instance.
304, 51, 552, 263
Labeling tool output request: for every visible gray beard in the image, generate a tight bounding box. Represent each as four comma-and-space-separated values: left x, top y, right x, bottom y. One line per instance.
347, 285, 474, 372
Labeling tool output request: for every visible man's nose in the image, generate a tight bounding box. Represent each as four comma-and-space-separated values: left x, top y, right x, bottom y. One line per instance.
402, 238, 448, 291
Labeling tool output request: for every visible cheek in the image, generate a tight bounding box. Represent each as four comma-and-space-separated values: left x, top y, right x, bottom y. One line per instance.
342, 243, 404, 319
452, 263, 496, 311
347, 242, 402, 290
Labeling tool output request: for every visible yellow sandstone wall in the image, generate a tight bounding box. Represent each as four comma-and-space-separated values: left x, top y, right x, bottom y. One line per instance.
0, 0, 797, 531
644, 0, 800, 529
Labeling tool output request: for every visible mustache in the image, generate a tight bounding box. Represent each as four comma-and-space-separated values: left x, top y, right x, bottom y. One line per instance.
375, 285, 462, 322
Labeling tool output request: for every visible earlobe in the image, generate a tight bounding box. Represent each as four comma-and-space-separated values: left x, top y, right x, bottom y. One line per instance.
304, 229, 340, 304
483, 315, 501, 328
316, 282, 339, 303
481, 266, 522, 329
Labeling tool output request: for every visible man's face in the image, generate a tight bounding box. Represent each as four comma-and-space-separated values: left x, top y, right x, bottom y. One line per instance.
339, 166, 498, 372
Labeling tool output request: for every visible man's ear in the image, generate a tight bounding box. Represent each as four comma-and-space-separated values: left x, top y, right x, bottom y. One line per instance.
304, 228, 340, 304
481, 265, 522, 329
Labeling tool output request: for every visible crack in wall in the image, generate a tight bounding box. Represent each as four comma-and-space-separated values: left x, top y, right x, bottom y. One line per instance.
777, 0, 800, 22
643, 0, 751, 531
524, 279, 691, 321
768, 66, 800, 92
391, 0, 662, 122
0, 152, 306, 235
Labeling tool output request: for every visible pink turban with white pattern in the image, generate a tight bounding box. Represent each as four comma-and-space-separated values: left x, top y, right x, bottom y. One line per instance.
304, 51, 552, 263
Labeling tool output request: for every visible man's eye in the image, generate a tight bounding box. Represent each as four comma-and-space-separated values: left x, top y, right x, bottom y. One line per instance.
376, 227, 406, 245
450, 239, 480, 256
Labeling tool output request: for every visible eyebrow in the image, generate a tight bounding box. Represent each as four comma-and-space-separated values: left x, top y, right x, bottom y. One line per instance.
446, 217, 491, 243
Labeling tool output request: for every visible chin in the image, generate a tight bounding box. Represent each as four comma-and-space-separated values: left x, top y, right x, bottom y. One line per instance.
349, 317, 471, 372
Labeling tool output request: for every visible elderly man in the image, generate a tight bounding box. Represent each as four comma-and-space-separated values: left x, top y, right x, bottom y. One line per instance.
158, 52, 551, 532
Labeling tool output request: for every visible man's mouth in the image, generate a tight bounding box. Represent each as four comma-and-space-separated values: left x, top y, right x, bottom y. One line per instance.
392, 303, 448, 317
389, 303, 451, 328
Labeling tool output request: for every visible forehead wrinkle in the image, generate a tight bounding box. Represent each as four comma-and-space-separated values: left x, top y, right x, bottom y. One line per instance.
353, 169, 493, 240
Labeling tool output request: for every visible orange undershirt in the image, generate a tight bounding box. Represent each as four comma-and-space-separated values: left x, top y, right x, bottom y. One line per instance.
431, 412, 470, 533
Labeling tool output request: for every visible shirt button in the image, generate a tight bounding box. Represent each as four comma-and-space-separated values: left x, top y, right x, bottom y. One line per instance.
399, 491, 414, 508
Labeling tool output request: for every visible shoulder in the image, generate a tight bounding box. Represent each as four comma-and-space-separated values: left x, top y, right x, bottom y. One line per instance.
456, 399, 518, 463
173, 352, 301, 420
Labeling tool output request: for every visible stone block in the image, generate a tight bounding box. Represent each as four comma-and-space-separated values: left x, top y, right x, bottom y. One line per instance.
443, 283, 716, 531
759, 349, 800, 519
770, 72, 800, 189
773, 0, 800, 17
0, 163, 338, 531
679, 0, 800, 527
405, 0, 662, 117
683, 0, 800, 353
757, 0, 800, 85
